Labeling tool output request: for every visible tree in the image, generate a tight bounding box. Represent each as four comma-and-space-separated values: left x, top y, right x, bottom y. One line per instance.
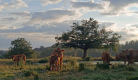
53, 18, 121, 58
7, 38, 35, 58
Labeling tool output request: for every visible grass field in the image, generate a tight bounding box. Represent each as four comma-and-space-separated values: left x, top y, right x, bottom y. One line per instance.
0, 57, 137, 80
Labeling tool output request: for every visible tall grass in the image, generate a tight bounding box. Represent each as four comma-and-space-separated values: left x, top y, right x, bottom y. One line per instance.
1, 58, 138, 80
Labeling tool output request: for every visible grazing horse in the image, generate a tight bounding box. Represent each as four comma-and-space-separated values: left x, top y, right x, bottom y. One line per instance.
124, 49, 138, 65
50, 48, 65, 70
102, 52, 111, 65
50, 54, 60, 71
115, 50, 129, 65
10, 54, 26, 65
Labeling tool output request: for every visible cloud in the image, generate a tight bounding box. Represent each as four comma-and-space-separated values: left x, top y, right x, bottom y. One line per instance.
0, 20, 82, 34
132, 11, 138, 14
0, 0, 28, 11
131, 24, 138, 28
98, 22, 115, 28
2, 17, 17, 21
30, 10, 81, 23
39, 0, 62, 6
10, 11, 31, 18
101, 0, 138, 16
70, 0, 138, 16
71, 1, 104, 10
0, 25, 10, 30
116, 30, 137, 44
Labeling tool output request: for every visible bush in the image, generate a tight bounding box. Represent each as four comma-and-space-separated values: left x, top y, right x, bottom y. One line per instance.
126, 76, 138, 80
68, 58, 77, 67
96, 62, 109, 70
34, 73, 39, 80
23, 70, 34, 77
46, 65, 50, 71
111, 65, 115, 69
79, 63, 85, 71
83, 57, 92, 61
39, 58, 48, 63
127, 66, 137, 71
19, 58, 24, 69
26, 60, 33, 65
116, 64, 126, 69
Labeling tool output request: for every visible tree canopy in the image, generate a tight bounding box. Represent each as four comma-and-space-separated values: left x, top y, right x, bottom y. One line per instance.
6, 38, 35, 58
53, 18, 121, 58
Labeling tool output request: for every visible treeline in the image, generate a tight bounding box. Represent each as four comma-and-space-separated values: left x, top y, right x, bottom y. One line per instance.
1, 40, 138, 58
34, 40, 138, 58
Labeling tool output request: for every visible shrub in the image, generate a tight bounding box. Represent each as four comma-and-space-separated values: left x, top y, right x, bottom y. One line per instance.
111, 65, 115, 69
39, 58, 48, 63
34, 73, 39, 80
26, 60, 33, 65
116, 64, 126, 69
79, 63, 85, 71
46, 65, 50, 71
96, 62, 109, 70
23, 70, 34, 77
127, 66, 137, 71
19, 58, 24, 69
83, 57, 92, 61
126, 76, 138, 80
68, 58, 77, 67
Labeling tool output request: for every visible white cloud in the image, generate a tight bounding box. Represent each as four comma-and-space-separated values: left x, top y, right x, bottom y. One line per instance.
71, 1, 104, 10
99, 22, 115, 28
101, 0, 138, 16
131, 24, 138, 28
70, 0, 138, 16
0, 25, 10, 30
2, 17, 17, 21
39, 0, 62, 6
30, 10, 81, 23
0, 0, 28, 11
10, 11, 31, 18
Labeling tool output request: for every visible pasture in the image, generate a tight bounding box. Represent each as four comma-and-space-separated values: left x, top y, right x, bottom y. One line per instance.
0, 57, 138, 80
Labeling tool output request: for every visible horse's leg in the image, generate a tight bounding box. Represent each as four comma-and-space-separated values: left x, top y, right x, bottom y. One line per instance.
60, 58, 63, 69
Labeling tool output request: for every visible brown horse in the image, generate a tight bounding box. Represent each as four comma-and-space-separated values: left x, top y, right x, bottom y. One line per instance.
50, 48, 65, 69
10, 54, 26, 65
102, 52, 111, 65
50, 54, 60, 71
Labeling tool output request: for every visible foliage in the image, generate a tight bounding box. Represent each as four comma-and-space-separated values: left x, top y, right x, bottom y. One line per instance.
1, 58, 138, 80
19, 58, 24, 69
23, 70, 34, 77
126, 76, 138, 80
95, 62, 109, 70
34, 46, 46, 52
68, 58, 77, 67
0, 51, 7, 58
83, 56, 92, 61
127, 66, 137, 71
34, 73, 39, 80
5, 38, 35, 58
79, 63, 85, 71
38, 58, 49, 63
53, 18, 121, 58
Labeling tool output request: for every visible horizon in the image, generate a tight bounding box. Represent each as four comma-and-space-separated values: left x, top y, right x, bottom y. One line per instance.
0, 0, 138, 50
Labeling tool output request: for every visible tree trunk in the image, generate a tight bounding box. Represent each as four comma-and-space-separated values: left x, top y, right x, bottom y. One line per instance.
82, 49, 87, 58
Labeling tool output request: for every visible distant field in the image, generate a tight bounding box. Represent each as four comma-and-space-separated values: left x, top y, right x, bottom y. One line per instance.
1, 57, 136, 80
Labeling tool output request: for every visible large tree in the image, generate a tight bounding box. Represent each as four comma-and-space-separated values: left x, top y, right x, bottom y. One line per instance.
53, 18, 121, 58
7, 38, 35, 58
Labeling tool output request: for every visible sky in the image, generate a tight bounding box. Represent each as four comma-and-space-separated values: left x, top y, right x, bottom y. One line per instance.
0, 0, 138, 50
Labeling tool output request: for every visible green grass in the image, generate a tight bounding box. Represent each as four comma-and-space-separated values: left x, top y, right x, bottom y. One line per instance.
0, 57, 138, 80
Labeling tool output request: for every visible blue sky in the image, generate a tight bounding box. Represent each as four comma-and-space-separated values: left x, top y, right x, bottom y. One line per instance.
0, 0, 138, 50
